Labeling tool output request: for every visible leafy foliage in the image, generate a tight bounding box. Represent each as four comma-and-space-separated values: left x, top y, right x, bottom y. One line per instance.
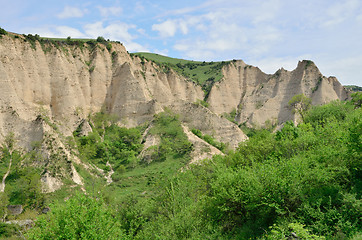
0, 27, 7, 36
26, 193, 128, 240
134, 98, 361, 239
351, 92, 362, 108
2, 99, 361, 239
75, 112, 143, 172
289, 94, 312, 121
191, 128, 227, 152
149, 109, 193, 162
344, 85, 362, 92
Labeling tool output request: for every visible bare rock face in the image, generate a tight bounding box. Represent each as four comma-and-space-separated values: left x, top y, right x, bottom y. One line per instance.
0, 34, 349, 154
0, 35, 204, 147
207, 60, 349, 127
170, 101, 248, 149
181, 125, 223, 164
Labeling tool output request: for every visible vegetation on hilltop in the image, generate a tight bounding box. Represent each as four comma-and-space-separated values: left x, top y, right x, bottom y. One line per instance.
0, 27, 7, 38
344, 85, 362, 92
0, 26, 117, 53
132, 52, 233, 99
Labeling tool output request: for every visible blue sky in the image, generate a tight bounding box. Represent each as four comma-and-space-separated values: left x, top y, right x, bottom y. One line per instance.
1, 0, 361, 86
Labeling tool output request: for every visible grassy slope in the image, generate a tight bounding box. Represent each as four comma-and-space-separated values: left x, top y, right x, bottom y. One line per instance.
40, 37, 95, 42
344, 85, 362, 92
133, 52, 232, 96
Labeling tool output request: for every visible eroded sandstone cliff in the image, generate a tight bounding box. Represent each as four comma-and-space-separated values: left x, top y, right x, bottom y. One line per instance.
0, 33, 350, 190
0, 34, 246, 150
0, 34, 349, 148
207, 60, 349, 127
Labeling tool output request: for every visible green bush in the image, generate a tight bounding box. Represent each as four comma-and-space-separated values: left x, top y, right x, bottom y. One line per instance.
26, 193, 128, 239
96, 36, 106, 43
0, 27, 7, 36
106, 43, 112, 51
191, 128, 226, 152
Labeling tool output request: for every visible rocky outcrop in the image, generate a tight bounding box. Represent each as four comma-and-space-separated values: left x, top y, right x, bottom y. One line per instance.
207, 60, 349, 127
0, 34, 349, 150
181, 125, 223, 164
0, 35, 205, 147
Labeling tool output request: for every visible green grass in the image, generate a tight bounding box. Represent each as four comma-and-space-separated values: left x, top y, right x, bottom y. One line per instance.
344, 85, 362, 92
105, 156, 188, 202
132, 52, 232, 98
132, 52, 203, 65
40, 37, 95, 42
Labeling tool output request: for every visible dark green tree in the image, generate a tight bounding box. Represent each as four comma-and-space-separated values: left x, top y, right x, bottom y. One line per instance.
288, 94, 312, 122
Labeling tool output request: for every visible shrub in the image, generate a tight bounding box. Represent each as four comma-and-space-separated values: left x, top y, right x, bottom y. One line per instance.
26, 193, 127, 239
0, 27, 7, 36
96, 36, 106, 43
150, 110, 193, 162
106, 43, 112, 51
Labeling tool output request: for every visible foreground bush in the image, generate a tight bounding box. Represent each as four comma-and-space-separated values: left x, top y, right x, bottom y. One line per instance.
26, 193, 128, 240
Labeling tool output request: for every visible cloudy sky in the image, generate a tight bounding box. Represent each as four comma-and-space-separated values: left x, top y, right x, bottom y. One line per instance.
1, 0, 361, 86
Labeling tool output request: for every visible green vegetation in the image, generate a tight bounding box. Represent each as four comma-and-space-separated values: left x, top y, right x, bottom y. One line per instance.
351, 92, 362, 108
288, 93, 312, 121
312, 76, 323, 93
345, 85, 362, 92
191, 128, 227, 153
11, 31, 115, 54
222, 108, 238, 125
148, 109, 193, 162
0, 27, 7, 38
74, 112, 142, 172
132, 52, 231, 98
26, 193, 127, 239
304, 60, 315, 69
194, 99, 209, 108
1, 97, 362, 239
72, 110, 193, 201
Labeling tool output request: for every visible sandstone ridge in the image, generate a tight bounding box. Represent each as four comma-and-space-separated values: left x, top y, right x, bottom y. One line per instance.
0, 34, 348, 149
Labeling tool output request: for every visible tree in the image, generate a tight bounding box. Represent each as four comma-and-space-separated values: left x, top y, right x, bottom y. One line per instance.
26, 193, 128, 239
0, 27, 7, 36
288, 94, 312, 122
96, 36, 106, 43
351, 92, 362, 108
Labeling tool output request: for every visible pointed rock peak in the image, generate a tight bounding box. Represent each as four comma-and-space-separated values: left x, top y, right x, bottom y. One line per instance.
275, 67, 287, 74
233, 59, 245, 64
229, 59, 246, 68
296, 60, 318, 70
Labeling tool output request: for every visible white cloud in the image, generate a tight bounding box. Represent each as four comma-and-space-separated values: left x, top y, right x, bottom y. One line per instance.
54, 26, 86, 38
152, 20, 178, 38
84, 22, 133, 42
153, 49, 169, 56
83, 21, 148, 52
24, 21, 148, 52
24, 26, 86, 38
57, 6, 86, 19
97, 6, 122, 17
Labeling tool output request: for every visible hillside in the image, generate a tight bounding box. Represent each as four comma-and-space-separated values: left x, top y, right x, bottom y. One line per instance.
0, 28, 359, 239
344, 85, 362, 92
